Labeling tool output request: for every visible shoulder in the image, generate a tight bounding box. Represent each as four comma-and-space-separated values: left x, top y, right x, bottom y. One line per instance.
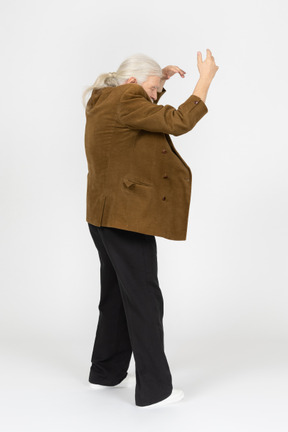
118, 83, 150, 101
89, 84, 150, 105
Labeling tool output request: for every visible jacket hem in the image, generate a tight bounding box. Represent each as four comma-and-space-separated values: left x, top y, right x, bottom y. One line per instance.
86, 218, 187, 241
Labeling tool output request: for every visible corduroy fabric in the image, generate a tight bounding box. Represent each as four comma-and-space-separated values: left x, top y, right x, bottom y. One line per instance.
84, 83, 208, 240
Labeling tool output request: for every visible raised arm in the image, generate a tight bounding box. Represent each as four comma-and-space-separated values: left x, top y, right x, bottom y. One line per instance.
118, 52, 219, 136
117, 84, 208, 136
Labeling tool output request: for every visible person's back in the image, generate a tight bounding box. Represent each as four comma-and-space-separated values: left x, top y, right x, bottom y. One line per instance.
84, 80, 209, 240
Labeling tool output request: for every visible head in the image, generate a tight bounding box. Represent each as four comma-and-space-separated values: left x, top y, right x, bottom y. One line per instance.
82, 53, 163, 107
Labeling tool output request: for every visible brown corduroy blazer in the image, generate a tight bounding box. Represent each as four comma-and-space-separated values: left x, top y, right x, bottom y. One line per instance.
84, 83, 208, 240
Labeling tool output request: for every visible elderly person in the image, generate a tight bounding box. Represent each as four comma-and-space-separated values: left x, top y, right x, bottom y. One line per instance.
83, 50, 219, 408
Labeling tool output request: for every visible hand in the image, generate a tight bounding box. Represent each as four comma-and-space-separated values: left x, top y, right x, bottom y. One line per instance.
197, 49, 219, 81
161, 65, 186, 81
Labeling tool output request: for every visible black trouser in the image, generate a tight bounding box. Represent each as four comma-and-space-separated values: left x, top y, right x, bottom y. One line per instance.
87, 223, 173, 406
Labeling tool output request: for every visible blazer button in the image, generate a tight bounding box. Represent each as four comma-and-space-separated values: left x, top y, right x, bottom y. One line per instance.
163, 174, 168, 179
162, 196, 166, 201
162, 149, 167, 153
194, 100, 199, 104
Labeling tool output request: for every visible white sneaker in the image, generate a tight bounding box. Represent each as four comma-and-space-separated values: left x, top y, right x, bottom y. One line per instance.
139, 389, 184, 408
89, 374, 135, 389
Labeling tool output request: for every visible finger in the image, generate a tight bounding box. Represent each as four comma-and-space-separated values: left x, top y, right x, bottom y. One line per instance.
197, 51, 202, 62
168, 65, 184, 71
174, 66, 186, 73
206, 48, 212, 57
170, 66, 181, 73
174, 67, 186, 77
177, 67, 186, 75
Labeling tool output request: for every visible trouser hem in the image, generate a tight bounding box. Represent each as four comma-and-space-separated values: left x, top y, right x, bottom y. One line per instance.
135, 386, 173, 407
88, 370, 128, 386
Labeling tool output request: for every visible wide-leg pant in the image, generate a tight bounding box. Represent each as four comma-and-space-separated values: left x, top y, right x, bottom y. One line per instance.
87, 223, 173, 406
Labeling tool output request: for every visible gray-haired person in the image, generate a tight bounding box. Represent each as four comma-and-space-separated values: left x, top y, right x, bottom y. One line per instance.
83, 50, 219, 407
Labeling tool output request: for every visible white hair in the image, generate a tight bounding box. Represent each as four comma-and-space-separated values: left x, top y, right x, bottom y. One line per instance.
82, 53, 162, 108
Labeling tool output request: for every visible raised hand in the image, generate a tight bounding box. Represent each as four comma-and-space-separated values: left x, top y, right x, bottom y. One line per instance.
197, 49, 219, 81
161, 65, 186, 80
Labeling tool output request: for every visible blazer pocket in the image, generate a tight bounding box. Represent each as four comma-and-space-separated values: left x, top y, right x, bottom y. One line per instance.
123, 177, 153, 188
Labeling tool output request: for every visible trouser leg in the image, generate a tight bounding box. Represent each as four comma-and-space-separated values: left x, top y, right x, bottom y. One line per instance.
91, 225, 173, 407
88, 223, 132, 386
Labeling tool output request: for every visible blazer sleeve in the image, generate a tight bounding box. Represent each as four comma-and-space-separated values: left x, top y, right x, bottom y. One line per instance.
117, 84, 208, 136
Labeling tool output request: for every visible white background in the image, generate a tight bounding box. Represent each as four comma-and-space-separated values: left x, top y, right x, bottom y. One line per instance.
1, 0, 287, 431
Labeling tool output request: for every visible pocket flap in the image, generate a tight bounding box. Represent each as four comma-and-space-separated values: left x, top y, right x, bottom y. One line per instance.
123, 178, 135, 188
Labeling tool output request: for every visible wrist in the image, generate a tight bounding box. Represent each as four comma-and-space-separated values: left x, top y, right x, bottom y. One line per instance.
198, 75, 213, 85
